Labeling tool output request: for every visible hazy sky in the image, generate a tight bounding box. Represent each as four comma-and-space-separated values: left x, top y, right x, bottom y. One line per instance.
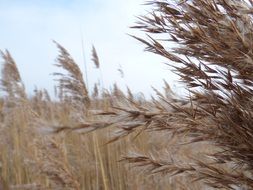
0, 0, 181, 97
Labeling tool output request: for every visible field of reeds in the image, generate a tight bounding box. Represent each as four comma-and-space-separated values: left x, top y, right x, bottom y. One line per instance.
1, 0, 253, 189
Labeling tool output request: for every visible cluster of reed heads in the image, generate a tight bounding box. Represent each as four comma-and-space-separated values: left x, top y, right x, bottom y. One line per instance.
0, 0, 253, 189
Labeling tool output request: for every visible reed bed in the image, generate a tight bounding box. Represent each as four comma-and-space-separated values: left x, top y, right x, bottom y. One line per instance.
0, 0, 253, 189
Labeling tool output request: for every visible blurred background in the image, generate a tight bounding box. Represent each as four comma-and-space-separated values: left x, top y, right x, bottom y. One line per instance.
0, 0, 182, 97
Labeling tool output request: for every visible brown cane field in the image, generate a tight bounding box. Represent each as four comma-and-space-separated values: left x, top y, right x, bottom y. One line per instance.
1, 1, 253, 189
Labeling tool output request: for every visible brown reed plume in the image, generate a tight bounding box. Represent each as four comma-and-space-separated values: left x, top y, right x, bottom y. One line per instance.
34, 136, 81, 190
0, 50, 26, 99
91, 45, 100, 69
116, 0, 253, 189
53, 41, 90, 109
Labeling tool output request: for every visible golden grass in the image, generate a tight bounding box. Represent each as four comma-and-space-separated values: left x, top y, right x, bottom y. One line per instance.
0, 86, 206, 189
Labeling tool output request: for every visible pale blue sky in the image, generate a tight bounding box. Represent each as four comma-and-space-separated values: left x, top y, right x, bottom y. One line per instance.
0, 0, 181, 97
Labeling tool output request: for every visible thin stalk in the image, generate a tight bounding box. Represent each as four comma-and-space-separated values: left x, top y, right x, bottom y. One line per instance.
80, 29, 89, 90
93, 133, 109, 190
92, 133, 99, 190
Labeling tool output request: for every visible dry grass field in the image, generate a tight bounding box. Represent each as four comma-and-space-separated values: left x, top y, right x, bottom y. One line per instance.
1, 0, 253, 189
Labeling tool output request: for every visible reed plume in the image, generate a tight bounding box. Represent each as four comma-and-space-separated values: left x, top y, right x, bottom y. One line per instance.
119, 0, 253, 188
91, 45, 100, 69
53, 42, 90, 109
0, 50, 26, 99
